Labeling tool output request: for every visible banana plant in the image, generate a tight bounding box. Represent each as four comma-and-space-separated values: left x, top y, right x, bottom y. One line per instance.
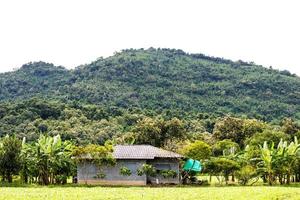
257, 141, 277, 185
21, 135, 74, 185
276, 137, 300, 184
257, 137, 300, 185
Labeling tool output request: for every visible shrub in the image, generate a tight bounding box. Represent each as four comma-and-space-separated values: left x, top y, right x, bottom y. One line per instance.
159, 170, 177, 178
95, 172, 106, 179
137, 164, 156, 177
235, 165, 258, 185
119, 167, 132, 176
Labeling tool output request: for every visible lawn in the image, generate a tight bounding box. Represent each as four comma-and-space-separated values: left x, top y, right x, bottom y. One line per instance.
0, 186, 300, 200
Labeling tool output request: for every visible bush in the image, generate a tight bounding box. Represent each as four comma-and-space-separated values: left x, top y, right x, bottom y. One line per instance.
235, 165, 258, 185
119, 167, 132, 176
137, 164, 156, 177
159, 170, 177, 178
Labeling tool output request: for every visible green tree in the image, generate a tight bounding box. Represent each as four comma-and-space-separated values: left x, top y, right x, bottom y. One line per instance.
246, 129, 288, 147
213, 116, 265, 147
0, 135, 22, 182
205, 157, 240, 185
21, 135, 74, 185
281, 118, 300, 136
212, 139, 239, 156
182, 140, 212, 161
135, 117, 185, 147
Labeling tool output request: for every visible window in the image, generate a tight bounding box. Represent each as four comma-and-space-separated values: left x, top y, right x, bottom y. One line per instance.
155, 164, 171, 171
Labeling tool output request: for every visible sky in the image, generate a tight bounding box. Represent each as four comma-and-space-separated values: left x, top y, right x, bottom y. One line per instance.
0, 0, 299, 75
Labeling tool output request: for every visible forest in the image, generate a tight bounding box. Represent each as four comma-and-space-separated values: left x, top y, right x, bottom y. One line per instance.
0, 48, 300, 122
0, 98, 299, 186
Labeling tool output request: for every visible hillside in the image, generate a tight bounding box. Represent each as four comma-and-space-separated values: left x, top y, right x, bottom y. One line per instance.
0, 48, 300, 122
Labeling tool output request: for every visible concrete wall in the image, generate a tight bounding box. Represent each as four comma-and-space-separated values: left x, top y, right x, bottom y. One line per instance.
148, 158, 181, 184
77, 158, 181, 185
77, 159, 147, 185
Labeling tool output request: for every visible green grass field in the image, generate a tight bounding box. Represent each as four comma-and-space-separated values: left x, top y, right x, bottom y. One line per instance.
0, 186, 300, 200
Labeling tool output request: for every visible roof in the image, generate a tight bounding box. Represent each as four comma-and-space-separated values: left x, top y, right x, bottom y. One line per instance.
113, 145, 183, 159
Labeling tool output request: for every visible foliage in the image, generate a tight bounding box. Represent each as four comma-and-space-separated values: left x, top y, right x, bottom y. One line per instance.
134, 117, 186, 147
159, 170, 177, 178
246, 130, 288, 147
95, 172, 106, 179
1, 48, 300, 122
21, 135, 74, 185
205, 157, 240, 184
212, 139, 240, 156
73, 143, 115, 166
119, 167, 132, 176
213, 116, 265, 147
137, 164, 156, 177
257, 138, 300, 185
0, 135, 22, 182
281, 118, 300, 136
235, 165, 258, 185
182, 140, 212, 161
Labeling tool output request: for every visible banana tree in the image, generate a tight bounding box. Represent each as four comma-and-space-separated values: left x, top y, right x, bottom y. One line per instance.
276, 137, 300, 184
257, 141, 277, 185
21, 135, 74, 185
257, 137, 300, 185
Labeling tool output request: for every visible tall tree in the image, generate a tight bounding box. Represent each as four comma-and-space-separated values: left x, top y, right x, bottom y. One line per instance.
0, 135, 22, 182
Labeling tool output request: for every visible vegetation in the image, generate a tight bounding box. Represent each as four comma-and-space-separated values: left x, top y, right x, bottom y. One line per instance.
0, 48, 300, 122
0, 135, 22, 182
137, 164, 157, 177
0, 48, 299, 198
159, 170, 177, 178
20, 135, 74, 185
181, 140, 212, 161
119, 167, 132, 176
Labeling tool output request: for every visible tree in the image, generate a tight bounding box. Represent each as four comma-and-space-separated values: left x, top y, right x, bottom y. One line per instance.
275, 137, 300, 184
281, 118, 300, 136
0, 135, 22, 182
212, 139, 239, 156
235, 165, 257, 185
256, 138, 300, 185
21, 135, 74, 185
205, 157, 240, 185
182, 140, 212, 161
213, 117, 245, 147
213, 116, 265, 147
135, 117, 185, 147
246, 130, 288, 147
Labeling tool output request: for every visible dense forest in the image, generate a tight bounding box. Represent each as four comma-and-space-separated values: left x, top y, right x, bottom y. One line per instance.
1, 48, 300, 123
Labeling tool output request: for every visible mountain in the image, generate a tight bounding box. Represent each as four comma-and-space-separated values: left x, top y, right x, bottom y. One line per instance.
0, 48, 300, 122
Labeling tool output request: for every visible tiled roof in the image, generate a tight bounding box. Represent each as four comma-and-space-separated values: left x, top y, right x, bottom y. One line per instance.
113, 145, 183, 159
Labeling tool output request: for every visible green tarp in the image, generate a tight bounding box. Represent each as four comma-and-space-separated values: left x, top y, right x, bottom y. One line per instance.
183, 158, 202, 172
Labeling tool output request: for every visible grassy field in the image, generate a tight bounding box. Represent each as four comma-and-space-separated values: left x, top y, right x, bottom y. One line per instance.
0, 186, 300, 200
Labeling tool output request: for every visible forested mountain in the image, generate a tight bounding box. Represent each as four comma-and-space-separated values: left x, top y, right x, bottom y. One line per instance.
0, 48, 300, 122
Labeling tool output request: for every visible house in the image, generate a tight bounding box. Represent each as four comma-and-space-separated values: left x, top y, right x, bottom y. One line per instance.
77, 145, 183, 185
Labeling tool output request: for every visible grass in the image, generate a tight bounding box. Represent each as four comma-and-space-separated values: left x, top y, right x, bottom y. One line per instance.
0, 185, 300, 200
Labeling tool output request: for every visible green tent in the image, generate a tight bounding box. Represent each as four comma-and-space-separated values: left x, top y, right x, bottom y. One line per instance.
183, 158, 202, 172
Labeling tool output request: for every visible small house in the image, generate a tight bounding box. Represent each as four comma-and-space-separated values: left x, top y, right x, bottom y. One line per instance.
77, 145, 183, 185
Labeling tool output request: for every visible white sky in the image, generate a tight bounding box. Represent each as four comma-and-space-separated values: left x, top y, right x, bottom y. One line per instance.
0, 0, 299, 75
